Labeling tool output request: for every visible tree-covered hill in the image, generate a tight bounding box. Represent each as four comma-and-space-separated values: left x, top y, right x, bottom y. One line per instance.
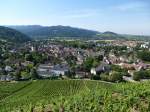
8, 25, 99, 39
0, 26, 31, 43
8, 25, 150, 40
8, 25, 126, 40
96, 31, 126, 40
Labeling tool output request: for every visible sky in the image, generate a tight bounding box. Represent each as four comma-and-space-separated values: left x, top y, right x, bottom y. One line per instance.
0, 0, 150, 35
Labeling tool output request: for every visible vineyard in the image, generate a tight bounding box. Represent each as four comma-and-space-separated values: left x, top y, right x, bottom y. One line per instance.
0, 80, 150, 112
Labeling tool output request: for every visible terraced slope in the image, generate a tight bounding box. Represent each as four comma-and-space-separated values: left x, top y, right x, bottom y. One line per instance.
0, 81, 32, 100
0, 80, 150, 112
0, 80, 112, 111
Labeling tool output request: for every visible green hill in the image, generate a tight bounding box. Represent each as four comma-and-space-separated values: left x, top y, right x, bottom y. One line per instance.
8, 25, 150, 40
0, 80, 150, 111
8, 25, 99, 39
6, 25, 126, 40
0, 26, 31, 43
96, 31, 125, 40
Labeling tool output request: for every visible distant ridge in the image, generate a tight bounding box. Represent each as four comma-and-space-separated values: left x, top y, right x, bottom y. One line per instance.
103, 31, 118, 35
0, 26, 31, 43
8, 25, 99, 39
8, 25, 150, 40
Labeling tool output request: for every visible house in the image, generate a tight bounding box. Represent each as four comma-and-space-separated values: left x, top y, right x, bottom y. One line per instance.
0, 67, 2, 71
91, 62, 111, 75
140, 42, 149, 49
21, 61, 34, 67
0, 75, 6, 81
5, 66, 13, 72
37, 64, 54, 78
0, 75, 14, 81
128, 70, 135, 76
103, 57, 111, 64
37, 64, 69, 78
119, 63, 135, 70
77, 55, 84, 65
9, 49, 16, 53
119, 56, 128, 63
51, 64, 69, 76
123, 76, 136, 82
108, 54, 120, 64
75, 72, 87, 79
134, 62, 147, 71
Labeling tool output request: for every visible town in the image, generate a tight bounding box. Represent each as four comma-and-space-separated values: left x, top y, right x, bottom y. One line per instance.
1, 0, 150, 111
0, 39, 150, 83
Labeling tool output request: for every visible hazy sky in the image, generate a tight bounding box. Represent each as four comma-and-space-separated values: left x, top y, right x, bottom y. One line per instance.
0, 0, 150, 35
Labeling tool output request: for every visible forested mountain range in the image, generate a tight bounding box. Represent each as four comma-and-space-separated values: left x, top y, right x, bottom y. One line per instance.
8, 25, 99, 39
8, 25, 150, 40
0, 26, 31, 43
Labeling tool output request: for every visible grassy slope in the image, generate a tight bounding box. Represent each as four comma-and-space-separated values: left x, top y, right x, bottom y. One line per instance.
0, 80, 150, 112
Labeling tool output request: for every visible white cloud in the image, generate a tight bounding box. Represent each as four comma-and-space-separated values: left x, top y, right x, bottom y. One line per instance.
114, 1, 149, 12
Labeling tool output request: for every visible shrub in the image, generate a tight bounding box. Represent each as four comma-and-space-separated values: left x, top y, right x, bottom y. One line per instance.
109, 71, 123, 82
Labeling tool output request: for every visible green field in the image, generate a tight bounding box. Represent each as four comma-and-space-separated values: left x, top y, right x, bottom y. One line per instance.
0, 80, 150, 112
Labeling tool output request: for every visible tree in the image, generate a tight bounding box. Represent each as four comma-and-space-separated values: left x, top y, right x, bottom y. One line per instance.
92, 75, 100, 80
30, 68, 39, 79
65, 55, 77, 67
133, 70, 150, 81
25, 54, 33, 61
92, 60, 99, 68
65, 71, 75, 79
100, 73, 109, 81
96, 55, 103, 61
83, 57, 94, 72
111, 65, 128, 75
21, 71, 30, 80
133, 71, 142, 81
15, 70, 21, 81
137, 51, 150, 62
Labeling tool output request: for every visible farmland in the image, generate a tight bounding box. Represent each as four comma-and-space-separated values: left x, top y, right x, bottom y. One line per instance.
0, 80, 150, 112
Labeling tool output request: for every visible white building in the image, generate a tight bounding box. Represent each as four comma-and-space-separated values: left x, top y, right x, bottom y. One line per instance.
37, 64, 69, 78
5, 66, 13, 72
